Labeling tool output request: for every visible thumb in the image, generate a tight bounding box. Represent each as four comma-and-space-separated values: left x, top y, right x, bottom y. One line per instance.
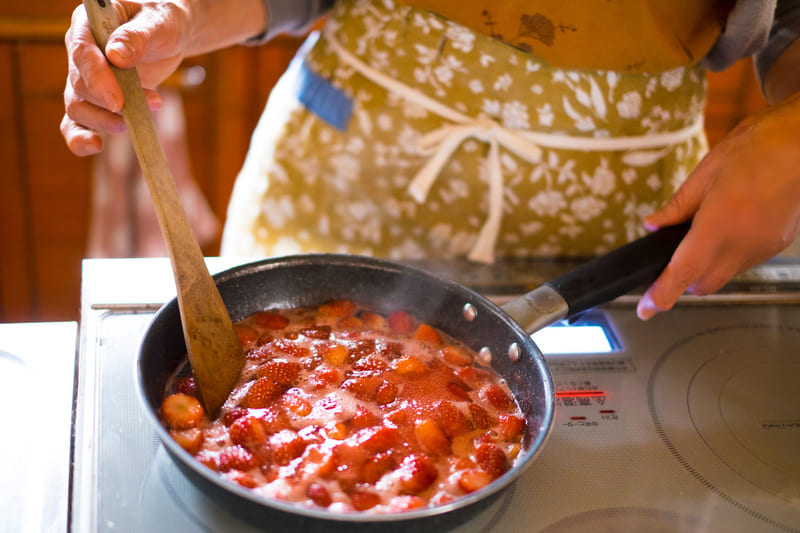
643, 154, 716, 231
105, 23, 150, 69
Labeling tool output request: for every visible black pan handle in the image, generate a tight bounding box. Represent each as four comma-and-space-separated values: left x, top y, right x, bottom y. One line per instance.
548, 221, 690, 315
502, 222, 690, 333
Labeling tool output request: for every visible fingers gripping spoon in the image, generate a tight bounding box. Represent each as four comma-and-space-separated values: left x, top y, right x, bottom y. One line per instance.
82, 0, 244, 417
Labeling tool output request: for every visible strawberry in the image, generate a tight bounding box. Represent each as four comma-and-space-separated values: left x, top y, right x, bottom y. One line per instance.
374, 379, 398, 405
412, 323, 443, 346
229, 414, 270, 452
337, 316, 363, 329
217, 445, 256, 472
273, 338, 311, 358
396, 453, 438, 494
361, 451, 396, 484
391, 355, 429, 377
446, 381, 472, 402
414, 419, 451, 456
306, 483, 332, 507
240, 377, 283, 408
309, 365, 341, 389
174, 376, 197, 396
350, 490, 381, 511
496, 414, 526, 441
300, 325, 332, 340
322, 343, 349, 367
221, 407, 248, 426
358, 311, 385, 330
433, 400, 470, 438
475, 442, 509, 479
281, 389, 312, 416
224, 470, 258, 489
351, 406, 380, 429
234, 324, 259, 348
257, 359, 301, 386
454, 366, 490, 386
387, 495, 426, 512
269, 429, 307, 465
387, 310, 416, 334
468, 403, 495, 429
357, 425, 400, 453
481, 384, 512, 410
251, 311, 290, 330
353, 355, 388, 373
318, 299, 359, 318
161, 393, 205, 429
168, 427, 203, 455
456, 468, 492, 493
440, 345, 472, 366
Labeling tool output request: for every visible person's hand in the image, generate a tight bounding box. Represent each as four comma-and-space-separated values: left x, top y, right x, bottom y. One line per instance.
61, 1, 195, 156
637, 92, 800, 320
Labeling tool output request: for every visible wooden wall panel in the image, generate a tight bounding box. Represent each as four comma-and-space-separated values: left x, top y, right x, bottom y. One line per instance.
18, 44, 92, 322
0, 43, 37, 322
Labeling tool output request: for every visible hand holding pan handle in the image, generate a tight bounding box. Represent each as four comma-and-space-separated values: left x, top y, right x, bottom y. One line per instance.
502, 222, 691, 333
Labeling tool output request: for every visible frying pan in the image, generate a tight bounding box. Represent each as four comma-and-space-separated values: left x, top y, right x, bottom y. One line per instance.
137, 223, 689, 531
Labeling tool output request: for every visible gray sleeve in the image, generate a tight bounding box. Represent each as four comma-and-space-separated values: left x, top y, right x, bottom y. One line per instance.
701, 0, 775, 73
754, 0, 800, 83
243, 0, 335, 46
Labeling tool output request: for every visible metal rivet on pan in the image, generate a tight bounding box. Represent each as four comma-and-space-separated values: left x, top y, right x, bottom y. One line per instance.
478, 346, 492, 364
508, 343, 520, 362
462, 303, 477, 322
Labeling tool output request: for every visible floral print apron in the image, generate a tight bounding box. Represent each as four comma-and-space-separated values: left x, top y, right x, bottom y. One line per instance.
221, 0, 708, 262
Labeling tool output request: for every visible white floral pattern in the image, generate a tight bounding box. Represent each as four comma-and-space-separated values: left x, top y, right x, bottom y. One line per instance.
221, 0, 708, 260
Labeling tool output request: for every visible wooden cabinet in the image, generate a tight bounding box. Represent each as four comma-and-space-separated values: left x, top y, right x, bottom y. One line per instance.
0, 3, 769, 324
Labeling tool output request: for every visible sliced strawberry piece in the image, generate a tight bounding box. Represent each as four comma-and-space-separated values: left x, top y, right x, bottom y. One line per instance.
269, 429, 307, 465
306, 483, 332, 507
169, 427, 203, 455
475, 442, 509, 479
387, 310, 416, 334
456, 468, 492, 493
361, 451, 396, 484
357, 425, 400, 453
468, 403, 495, 429
350, 490, 381, 511
374, 379, 398, 405
234, 324, 259, 348
412, 323, 443, 346
396, 453, 438, 494
224, 470, 258, 489
440, 344, 472, 366
240, 377, 283, 408
252, 311, 290, 330
218, 445, 256, 472
432, 400, 470, 438
257, 358, 301, 386
481, 384, 512, 410
496, 414, 526, 440
318, 299, 359, 318
414, 418, 451, 456
161, 393, 205, 429
391, 355, 429, 377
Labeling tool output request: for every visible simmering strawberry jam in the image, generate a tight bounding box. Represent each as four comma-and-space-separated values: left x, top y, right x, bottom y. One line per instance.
160, 300, 526, 514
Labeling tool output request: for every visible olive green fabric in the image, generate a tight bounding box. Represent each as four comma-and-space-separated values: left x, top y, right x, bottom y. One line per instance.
221, 0, 708, 261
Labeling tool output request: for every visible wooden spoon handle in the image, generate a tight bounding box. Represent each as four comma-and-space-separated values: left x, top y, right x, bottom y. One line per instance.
82, 0, 243, 416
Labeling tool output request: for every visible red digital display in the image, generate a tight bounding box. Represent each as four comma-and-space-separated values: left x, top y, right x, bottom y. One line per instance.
555, 390, 605, 398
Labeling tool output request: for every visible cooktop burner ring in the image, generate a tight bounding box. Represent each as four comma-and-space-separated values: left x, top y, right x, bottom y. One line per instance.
648, 323, 800, 533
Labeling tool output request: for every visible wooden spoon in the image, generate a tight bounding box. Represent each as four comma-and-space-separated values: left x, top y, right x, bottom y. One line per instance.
82, 0, 244, 417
